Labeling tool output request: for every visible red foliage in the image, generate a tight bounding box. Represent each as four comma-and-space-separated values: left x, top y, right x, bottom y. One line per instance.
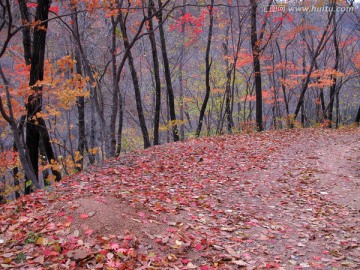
169, 9, 209, 46
26, 3, 37, 8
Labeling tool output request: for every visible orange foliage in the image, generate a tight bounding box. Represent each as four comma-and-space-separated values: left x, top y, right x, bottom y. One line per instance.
279, 76, 303, 89
235, 52, 253, 68
0, 55, 89, 125
308, 68, 344, 88
0, 150, 19, 173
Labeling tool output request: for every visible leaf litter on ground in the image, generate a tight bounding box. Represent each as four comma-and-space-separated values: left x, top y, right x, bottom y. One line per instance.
0, 128, 359, 269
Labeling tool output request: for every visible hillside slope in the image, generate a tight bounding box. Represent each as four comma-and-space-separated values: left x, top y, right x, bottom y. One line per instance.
1, 128, 359, 269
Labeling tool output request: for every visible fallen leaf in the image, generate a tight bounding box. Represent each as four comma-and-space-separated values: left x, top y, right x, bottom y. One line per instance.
186, 262, 198, 268
33, 255, 45, 264
107, 252, 114, 260
2, 253, 13, 258
80, 214, 89, 219
67, 249, 91, 261
232, 260, 248, 267
224, 245, 240, 258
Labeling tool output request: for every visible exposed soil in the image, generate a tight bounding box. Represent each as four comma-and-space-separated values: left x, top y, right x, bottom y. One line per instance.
314, 133, 360, 210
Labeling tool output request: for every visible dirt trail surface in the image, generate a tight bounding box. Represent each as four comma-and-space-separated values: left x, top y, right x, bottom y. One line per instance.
0, 128, 359, 269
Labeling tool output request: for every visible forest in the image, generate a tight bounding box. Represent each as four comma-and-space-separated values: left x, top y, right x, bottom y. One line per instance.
0, 0, 359, 198
0, 1, 360, 269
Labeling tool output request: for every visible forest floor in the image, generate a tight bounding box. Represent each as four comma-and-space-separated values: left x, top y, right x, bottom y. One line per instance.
0, 127, 359, 269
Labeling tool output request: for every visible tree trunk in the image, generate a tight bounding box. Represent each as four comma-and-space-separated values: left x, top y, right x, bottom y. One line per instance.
12, 115, 26, 198
109, 15, 120, 156
157, 0, 179, 142
70, 15, 107, 158
25, 0, 61, 193
38, 118, 61, 179
328, 5, 339, 128
275, 40, 290, 127
71, 7, 89, 168
115, 89, 124, 156
179, 0, 186, 140
314, 60, 326, 123
293, 11, 335, 120
218, 26, 233, 134
0, 66, 39, 192
148, 0, 161, 145
335, 90, 340, 128
224, 29, 233, 134
18, 0, 32, 66
14, 0, 33, 195
355, 104, 360, 125
119, 11, 151, 149
195, 0, 214, 137
250, 0, 263, 131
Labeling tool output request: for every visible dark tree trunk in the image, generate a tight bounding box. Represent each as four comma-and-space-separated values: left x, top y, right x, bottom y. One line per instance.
301, 48, 306, 127
224, 32, 233, 134
157, 0, 179, 142
67, 1, 97, 163
275, 40, 291, 126
38, 118, 61, 180
115, 89, 124, 156
179, 0, 186, 140
0, 66, 39, 193
71, 7, 89, 168
335, 90, 340, 128
109, 0, 158, 154
148, 0, 161, 145
250, 0, 263, 131
328, 6, 339, 128
69, 6, 107, 157
195, 0, 214, 137
109, 15, 120, 156
119, 11, 151, 149
293, 11, 335, 120
25, 0, 61, 194
18, 0, 32, 65
218, 26, 233, 134
301, 103, 305, 127
355, 104, 360, 125
229, 0, 244, 131
90, 105, 96, 155
319, 88, 327, 120
314, 60, 326, 122
14, 0, 33, 196
76, 89, 86, 166
12, 116, 26, 198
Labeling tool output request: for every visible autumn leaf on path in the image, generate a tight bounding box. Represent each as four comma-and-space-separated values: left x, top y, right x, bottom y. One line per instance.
0, 128, 359, 269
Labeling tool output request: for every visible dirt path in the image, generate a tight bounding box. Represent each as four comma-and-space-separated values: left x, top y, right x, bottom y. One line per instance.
270, 129, 360, 268
215, 128, 360, 269
60, 128, 360, 269
314, 131, 360, 210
